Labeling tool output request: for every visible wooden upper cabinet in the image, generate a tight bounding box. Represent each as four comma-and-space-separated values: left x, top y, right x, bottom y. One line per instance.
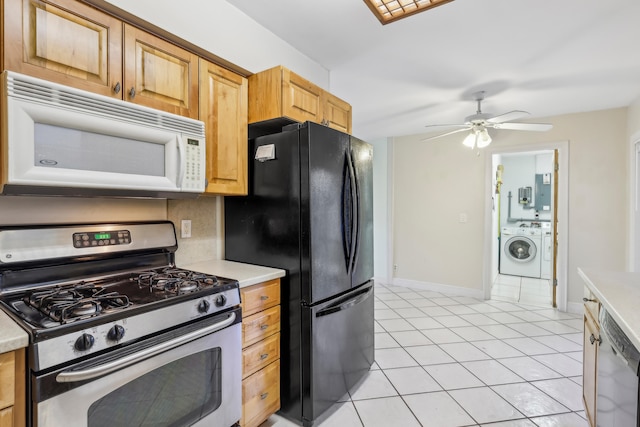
322, 90, 352, 134
3, 0, 123, 97
123, 25, 199, 119
248, 65, 352, 134
199, 59, 248, 195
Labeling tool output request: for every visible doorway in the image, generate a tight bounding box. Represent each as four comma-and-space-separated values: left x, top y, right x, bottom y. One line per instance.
482, 141, 569, 312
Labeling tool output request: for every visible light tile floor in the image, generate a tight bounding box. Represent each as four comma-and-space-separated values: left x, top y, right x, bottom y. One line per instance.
491, 274, 553, 308
260, 282, 587, 427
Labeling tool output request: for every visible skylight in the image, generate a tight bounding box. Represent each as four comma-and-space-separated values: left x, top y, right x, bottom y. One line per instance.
363, 0, 454, 25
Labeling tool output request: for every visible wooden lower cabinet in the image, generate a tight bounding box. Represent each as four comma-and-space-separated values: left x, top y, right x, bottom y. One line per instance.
240, 279, 281, 427
0, 348, 25, 427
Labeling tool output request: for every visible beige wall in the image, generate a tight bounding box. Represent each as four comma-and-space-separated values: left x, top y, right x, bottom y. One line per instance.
392, 107, 628, 306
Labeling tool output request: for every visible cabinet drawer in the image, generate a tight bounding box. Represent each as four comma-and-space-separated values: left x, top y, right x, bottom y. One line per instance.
243, 332, 280, 378
0, 352, 15, 411
242, 360, 280, 427
241, 279, 280, 317
242, 305, 281, 347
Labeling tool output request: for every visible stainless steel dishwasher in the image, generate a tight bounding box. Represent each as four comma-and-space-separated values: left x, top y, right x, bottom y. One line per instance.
597, 309, 640, 426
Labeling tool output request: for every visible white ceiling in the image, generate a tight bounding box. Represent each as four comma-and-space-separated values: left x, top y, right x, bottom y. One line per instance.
227, 0, 640, 142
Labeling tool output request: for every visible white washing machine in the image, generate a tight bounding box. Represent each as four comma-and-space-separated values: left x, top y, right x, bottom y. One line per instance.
500, 227, 542, 278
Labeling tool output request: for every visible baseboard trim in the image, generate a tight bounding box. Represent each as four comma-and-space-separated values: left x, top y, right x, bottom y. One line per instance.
391, 278, 485, 299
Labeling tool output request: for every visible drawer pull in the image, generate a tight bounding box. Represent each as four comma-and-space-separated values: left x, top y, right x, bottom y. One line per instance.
590, 333, 602, 346
260, 353, 269, 360
583, 297, 598, 303
260, 392, 269, 400
260, 295, 269, 300
260, 324, 268, 330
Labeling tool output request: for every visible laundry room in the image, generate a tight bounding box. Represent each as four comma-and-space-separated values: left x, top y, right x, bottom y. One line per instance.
492, 151, 555, 306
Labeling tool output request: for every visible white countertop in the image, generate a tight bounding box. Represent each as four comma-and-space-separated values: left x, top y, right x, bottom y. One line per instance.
578, 268, 640, 350
181, 259, 285, 288
0, 310, 28, 353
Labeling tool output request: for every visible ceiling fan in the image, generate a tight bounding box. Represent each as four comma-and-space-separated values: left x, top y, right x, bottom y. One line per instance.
422, 91, 553, 149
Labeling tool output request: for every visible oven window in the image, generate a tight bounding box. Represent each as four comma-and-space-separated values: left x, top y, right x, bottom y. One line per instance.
87, 348, 221, 427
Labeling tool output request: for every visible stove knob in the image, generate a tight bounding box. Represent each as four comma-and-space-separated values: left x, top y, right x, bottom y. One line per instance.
107, 325, 126, 342
214, 294, 227, 307
75, 333, 95, 352
198, 299, 211, 313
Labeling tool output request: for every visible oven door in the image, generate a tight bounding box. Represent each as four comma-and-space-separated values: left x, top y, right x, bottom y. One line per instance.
33, 308, 241, 427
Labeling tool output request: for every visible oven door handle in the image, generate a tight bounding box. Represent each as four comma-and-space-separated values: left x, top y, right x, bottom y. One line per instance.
56, 311, 236, 383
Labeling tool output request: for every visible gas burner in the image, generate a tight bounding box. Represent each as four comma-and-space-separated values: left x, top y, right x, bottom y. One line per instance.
134, 268, 218, 295
25, 284, 130, 324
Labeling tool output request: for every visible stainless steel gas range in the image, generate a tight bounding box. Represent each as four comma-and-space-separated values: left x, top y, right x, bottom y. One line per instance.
0, 221, 241, 427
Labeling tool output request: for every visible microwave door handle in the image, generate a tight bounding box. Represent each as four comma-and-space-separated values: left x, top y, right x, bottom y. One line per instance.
176, 134, 186, 187
55, 312, 236, 383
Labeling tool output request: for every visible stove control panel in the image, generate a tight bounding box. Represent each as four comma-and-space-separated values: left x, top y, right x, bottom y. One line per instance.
73, 230, 131, 248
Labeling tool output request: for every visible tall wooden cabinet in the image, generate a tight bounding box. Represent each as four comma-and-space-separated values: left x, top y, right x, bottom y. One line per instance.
248, 65, 352, 134
583, 293, 600, 427
199, 59, 248, 195
240, 279, 281, 427
3, 0, 199, 118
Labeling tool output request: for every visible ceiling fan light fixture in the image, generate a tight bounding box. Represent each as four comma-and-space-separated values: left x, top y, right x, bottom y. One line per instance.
477, 128, 492, 148
462, 132, 477, 149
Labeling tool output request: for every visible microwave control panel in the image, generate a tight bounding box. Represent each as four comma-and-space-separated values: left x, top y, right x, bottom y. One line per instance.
183, 138, 204, 191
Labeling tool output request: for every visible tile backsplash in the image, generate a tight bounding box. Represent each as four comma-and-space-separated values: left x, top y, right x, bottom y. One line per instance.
168, 196, 223, 265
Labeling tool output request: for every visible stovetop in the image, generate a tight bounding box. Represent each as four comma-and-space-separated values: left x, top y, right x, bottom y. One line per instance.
3, 266, 238, 331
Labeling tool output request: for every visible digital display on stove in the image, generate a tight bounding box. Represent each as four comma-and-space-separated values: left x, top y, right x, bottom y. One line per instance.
73, 230, 131, 248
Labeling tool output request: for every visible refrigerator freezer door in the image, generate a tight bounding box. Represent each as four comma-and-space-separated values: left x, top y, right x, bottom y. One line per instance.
302, 280, 374, 424
349, 136, 374, 288
301, 124, 353, 304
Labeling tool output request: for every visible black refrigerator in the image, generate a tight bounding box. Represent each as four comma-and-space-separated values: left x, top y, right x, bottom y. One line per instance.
225, 121, 374, 426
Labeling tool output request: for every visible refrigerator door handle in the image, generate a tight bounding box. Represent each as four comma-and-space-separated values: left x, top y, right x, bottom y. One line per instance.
342, 160, 352, 270
349, 149, 361, 274
315, 283, 373, 318
346, 151, 358, 275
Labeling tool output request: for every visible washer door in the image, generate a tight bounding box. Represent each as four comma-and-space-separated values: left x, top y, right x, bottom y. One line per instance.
504, 236, 537, 262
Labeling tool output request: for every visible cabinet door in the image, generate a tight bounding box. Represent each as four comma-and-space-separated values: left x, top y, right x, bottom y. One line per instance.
282, 68, 323, 124
323, 91, 352, 134
3, 0, 123, 97
199, 60, 248, 195
123, 24, 198, 118
583, 311, 598, 427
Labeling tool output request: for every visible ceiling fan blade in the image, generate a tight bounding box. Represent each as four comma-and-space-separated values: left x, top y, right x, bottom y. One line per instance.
486, 110, 530, 124
492, 122, 553, 131
424, 123, 470, 129
421, 127, 471, 141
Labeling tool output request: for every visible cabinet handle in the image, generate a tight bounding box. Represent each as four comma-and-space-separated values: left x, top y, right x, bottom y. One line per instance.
260, 324, 268, 330
260, 392, 269, 400
113, 82, 121, 94
583, 297, 597, 303
590, 333, 602, 346
260, 295, 269, 300
260, 353, 269, 360
129, 87, 136, 99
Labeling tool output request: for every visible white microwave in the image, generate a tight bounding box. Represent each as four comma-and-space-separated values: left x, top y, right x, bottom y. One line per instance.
1, 71, 206, 198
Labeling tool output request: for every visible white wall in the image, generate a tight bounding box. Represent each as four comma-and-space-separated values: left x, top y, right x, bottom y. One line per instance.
392, 108, 628, 306
370, 138, 389, 282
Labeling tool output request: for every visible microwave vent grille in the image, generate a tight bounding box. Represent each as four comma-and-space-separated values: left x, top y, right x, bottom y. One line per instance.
6, 74, 205, 137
